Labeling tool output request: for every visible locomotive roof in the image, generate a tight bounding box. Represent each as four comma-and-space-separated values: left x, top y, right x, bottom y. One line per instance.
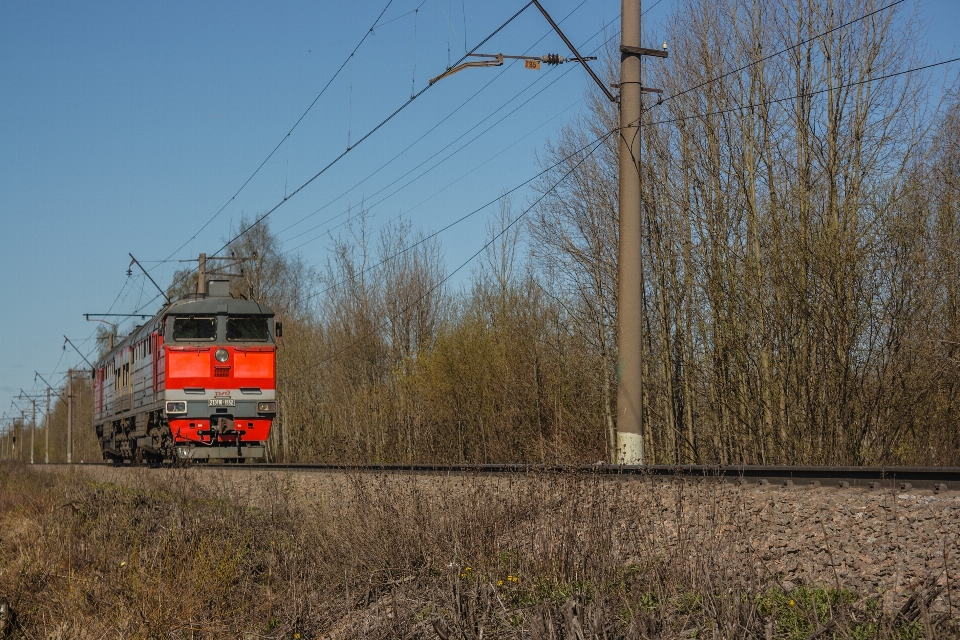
164, 296, 275, 317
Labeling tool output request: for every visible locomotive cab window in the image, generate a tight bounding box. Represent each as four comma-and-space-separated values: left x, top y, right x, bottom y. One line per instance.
227, 316, 269, 341
173, 317, 217, 341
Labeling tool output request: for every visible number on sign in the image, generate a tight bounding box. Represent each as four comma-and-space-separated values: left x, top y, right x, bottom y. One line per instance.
524, 59, 541, 70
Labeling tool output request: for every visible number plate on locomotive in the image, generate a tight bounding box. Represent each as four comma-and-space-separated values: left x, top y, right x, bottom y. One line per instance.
208, 398, 236, 407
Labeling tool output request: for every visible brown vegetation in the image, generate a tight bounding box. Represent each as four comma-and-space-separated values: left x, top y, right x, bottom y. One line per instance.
1, 464, 956, 638
534, 0, 959, 465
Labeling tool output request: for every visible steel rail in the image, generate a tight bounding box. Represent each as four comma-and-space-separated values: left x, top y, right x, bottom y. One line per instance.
170, 463, 960, 490
24, 462, 960, 490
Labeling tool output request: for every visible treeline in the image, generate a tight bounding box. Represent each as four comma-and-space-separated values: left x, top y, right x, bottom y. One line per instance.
527, 0, 960, 464
192, 0, 956, 465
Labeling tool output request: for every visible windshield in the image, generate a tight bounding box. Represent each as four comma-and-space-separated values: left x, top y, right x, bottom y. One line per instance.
227, 316, 269, 342
173, 317, 217, 341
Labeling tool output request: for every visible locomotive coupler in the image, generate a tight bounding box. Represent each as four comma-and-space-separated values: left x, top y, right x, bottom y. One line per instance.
197, 417, 247, 454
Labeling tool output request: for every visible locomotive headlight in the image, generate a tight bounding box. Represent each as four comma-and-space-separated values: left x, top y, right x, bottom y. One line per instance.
257, 402, 277, 413
215, 348, 229, 362
166, 401, 187, 414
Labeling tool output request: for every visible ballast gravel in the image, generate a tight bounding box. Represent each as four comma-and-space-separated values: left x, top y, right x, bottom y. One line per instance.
622, 481, 958, 616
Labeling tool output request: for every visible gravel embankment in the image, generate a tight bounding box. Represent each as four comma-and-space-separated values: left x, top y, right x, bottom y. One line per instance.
628, 481, 958, 615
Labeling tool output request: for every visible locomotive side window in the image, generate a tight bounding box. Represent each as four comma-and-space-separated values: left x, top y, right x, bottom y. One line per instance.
173, 317, 217, 341
226, 316, 269, 341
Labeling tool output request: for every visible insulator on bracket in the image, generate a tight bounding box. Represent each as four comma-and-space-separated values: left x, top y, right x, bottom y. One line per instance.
541, 53, 565, 65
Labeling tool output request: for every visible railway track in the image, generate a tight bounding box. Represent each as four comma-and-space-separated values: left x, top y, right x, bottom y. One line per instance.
32, 461, 960, 490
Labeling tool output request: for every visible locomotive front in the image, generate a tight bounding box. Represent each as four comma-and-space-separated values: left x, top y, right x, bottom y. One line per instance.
163, 295, 279, 460
93, 279, 280, 464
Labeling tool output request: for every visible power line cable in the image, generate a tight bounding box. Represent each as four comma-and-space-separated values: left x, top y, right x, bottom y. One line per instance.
145, 6, 633, 317
130, 1, 650, 318
273, 0, 597, 242
645, 56, 960, 129
155, 0, 399, 268
273, 3, 669, 277
614, 0, 916, 182
206, 1, 534, 249
135, 2, 537, 314
295, 108, 609, 307
276, 3, 614, 249
285, 93, 583, 256
279, 16, 623, 253
288, 129, 615, 379
661, 0, 906, 107
273, 0, 670, 247
279, 50, 585, 248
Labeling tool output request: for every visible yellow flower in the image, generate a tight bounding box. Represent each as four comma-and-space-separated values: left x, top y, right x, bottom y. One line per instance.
498, 580, 504, 586
294, 634, 301, 639
120, 561, 126, 567
789, 599, 795, 606
465, 566, 472, 572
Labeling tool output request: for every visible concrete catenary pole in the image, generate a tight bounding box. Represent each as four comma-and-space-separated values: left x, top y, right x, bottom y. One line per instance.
67, 371, 73, 465
30, 400, 35, 465
45, 387, 50, 464
616, 0, 645, 464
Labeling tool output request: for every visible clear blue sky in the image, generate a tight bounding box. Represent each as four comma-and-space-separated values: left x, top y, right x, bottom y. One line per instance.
1, 0, 957, 415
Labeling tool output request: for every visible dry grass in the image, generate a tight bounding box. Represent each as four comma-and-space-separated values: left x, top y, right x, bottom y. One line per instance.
0, 463, 955, 639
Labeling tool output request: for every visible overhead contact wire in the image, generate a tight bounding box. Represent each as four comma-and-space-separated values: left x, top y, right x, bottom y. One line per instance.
155, 0, 399, 268
293, 130, 615, 377
295, 107, 603, 306
143, 2, 537, 312
273, 0, 599, 242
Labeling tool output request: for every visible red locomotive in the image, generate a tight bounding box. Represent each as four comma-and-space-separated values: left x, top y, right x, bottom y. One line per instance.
93, 280, 280, 463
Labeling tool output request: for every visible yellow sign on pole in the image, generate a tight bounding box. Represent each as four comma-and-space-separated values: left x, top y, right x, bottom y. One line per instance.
524, 59, 542, 70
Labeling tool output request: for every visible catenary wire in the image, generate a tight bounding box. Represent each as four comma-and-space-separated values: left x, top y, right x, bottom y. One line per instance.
133, 2, 537, 314
645, 56, 960, 129
154, 0, 399, 270
273, 2, 660, 275
660, 0, 906, 106
214, 1, 535, 251
134, 2, 664, 316
275, 0, 671, 243
279, 19, 623, 263
137, 0, 907, 318
287, 130, 615, 379
279, 46, 587, 248
294, 103, 607, 307
284, 94, 582, 255
273, 0, 596, 241
375, 0, 428, 30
